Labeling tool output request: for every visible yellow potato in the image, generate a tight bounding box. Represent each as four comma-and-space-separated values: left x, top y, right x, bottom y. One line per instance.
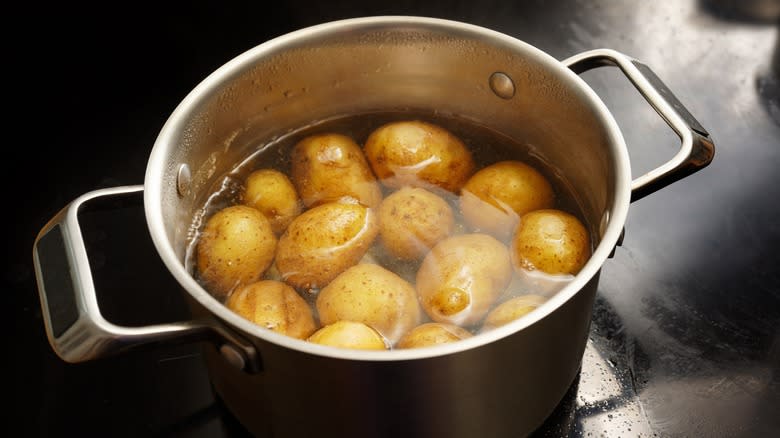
481, 295, 548, 331
416, 234, 513, 326
307, 321, 388, 350
364, 120, 475, 192
511, 209, 590, 275
196, 205, 277, 298
291, 133, 382, 208
460, 161, 555, 240
242, 169, 302, 234
377, 187, 455, 260
275, 201, 379, 290
397, 323, 472, 349
317, 263, 420, 343
226, 280, 316, 340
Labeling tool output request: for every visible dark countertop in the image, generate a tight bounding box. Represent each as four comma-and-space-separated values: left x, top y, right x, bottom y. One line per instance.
10, 1, 779, 436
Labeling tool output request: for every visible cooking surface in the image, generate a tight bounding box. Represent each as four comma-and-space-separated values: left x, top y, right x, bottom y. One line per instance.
10, 1, 779, 436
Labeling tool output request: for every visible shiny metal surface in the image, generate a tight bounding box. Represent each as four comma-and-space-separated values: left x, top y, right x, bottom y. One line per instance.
563, 49, 715, 201
31, 186, 260, 370
11, 1, 779, 437
32, 185, 210, 362
140, 17, 648, 437
144, 15, 634, 362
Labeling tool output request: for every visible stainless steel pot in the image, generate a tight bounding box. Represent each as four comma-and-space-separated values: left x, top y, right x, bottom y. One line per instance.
32, 16, 714, 438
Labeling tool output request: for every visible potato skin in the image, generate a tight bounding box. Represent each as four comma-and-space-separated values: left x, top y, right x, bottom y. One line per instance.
275, 201, 379, 290
416, 233, 513, 326
291, 133, 382, 208
317, 263, 420, 343
364, 120, 475, 192
242, 169, 302, 234
481, 295, 547, 331
460, 161, 555, 239
397, 323, 472, 349
307, 321, 388, 350
226, 280, 316, 339
196, 205, 277, 298
511, 209, 590, 275
378, 187, 455, 260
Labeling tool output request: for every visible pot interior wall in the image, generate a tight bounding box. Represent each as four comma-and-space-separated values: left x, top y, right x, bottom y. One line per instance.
155, 21, 617, 265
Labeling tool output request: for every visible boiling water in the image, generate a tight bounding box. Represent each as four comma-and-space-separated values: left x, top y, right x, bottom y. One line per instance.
185, 110, 592, 333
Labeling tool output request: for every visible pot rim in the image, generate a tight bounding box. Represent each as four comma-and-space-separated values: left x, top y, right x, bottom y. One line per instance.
144, 15, 631, 362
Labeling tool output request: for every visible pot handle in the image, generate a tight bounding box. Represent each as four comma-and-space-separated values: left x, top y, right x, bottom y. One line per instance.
563, 49, 715, 201
32, 185, 260, 372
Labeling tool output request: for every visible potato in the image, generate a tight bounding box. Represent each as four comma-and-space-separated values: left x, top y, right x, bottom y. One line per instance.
317, 263, 420, 343
416, 234, 513, 326
397, 323, 472, 349
242, 169, 302, 234
196, 205, 277, 298
481, 295, 547, 331
291, 133, 382, 208
364, 120, 475, 192
307, 321, 388, 350
275, 201, 379, 290
226, 280, 316, 339
511, 209, 590, 275
377, 187, 455, 260
460, 161, 555, 239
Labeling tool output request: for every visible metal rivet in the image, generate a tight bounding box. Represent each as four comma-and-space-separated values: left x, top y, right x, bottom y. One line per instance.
219, 344, 246, 370
176, 164, 191, 198
489, 72, 516, 99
